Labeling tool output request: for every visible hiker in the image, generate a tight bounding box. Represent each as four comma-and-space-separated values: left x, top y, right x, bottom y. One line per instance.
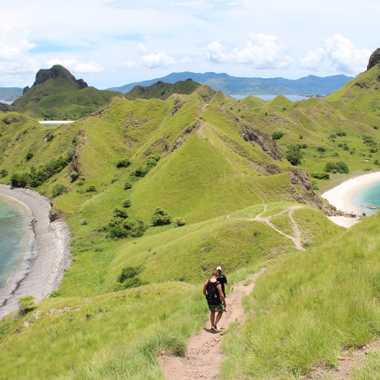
216, 265, 227, 297
203, 270, 226, 332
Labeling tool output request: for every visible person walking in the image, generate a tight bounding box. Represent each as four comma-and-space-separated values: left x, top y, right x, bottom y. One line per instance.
203, 270, 226, 332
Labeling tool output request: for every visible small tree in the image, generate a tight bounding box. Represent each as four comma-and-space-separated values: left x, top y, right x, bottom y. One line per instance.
286, 145, 302, 166
113, 208, 128, 219
152, 208, 172, 226
124, 182, 133, 190
272, 131, 284, 140
52, 184, 68, 198
10, 173, 29, 188
116, 159, 131, 168
123, 200, 132, 208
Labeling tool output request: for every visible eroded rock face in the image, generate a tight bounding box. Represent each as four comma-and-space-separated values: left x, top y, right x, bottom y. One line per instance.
367, 49, 380, 70
32, 65, 88, 89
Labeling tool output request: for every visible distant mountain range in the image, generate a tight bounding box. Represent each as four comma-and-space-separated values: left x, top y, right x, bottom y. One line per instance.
0, 87, 23, 103
110, 72, 353, 97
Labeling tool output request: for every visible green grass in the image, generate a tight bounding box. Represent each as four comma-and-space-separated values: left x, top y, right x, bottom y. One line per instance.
353, 351, 380, 379
1, 66, 380, 379
222, 213, 380, 379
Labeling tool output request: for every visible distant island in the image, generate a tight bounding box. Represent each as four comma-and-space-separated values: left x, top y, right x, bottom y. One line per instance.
110, 71, 353, 97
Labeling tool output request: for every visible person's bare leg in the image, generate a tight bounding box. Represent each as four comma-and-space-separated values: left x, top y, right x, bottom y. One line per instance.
209, 310, 216, 329
215, 310, 224, 329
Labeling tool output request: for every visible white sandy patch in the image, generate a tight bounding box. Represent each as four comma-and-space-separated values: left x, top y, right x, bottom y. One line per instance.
39, 120, 75, 125
322, 171, 380, 228
0, 185, 70, 319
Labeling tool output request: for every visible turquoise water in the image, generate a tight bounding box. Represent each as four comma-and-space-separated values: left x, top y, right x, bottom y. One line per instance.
0, 199, 25, 288
354, 182, 380, 215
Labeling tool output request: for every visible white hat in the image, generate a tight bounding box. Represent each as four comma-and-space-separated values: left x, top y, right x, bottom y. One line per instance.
216, 266, 222, 271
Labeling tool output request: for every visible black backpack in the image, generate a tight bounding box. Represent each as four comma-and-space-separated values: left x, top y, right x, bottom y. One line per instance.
205, 280, 220, 304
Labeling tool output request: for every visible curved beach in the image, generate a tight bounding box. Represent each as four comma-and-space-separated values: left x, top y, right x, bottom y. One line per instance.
0, 185, 70, 318
322, 171, 380, 228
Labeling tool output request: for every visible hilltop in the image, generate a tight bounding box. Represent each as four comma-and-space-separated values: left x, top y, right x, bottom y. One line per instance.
126, 79, 201, 100
13, 65, 116, 120
111, 71, 352, 97
1, 50, 380, 379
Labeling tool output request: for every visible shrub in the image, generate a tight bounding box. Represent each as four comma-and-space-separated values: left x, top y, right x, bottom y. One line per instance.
116, 159, 131, 168
25, 152, 34, 161
113, 208, 128, 219
86, 185, 97, 193
10, 173, 29, 188
152, 208, 172, 226
69, 170, 79, 183
272, 131, 284, 140
325, 161, 349, 174
124, 218, 146, 237
52, 184, 68, 198
132, 155, 160, 178
317, 146, 326, 153
124, 182, 132, 190
44, 132, 54, 142
18, 296, 36, 315
107, 217, 145, 239
117, 266, 143, 289
123, 200, 131, 208
0, 169, 8, 178
286, 145, 302, 166
336, 131, 347, 137
311, 172, 330, 180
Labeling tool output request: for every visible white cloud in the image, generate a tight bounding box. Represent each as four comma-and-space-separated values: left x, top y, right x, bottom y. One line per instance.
207, 34, 292, 69
141, 51, 175, 69
302, 34, 371, 74
47, 58, 104, 74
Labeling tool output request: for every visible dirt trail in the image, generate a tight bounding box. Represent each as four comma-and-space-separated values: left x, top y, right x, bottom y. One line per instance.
159, 268, 266, 380
305, 340, 380, 380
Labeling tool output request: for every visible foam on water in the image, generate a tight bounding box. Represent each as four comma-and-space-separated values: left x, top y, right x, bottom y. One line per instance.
354, 182, 380, 215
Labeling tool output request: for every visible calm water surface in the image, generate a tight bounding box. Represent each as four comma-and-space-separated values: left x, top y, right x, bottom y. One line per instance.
0, 199, 25, 288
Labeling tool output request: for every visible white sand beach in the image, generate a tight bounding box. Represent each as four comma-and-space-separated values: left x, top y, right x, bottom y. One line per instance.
322, 171, 380, 228
0, 185, 70, 318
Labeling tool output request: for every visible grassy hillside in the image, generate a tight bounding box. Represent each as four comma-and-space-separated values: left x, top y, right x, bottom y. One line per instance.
13, 65, 115, 120
1, 64, 380, 378
126, 79, 200, 100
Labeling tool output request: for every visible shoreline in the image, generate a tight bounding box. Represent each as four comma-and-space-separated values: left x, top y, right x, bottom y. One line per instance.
322, 171, 380, 228
0, 185, 70, 319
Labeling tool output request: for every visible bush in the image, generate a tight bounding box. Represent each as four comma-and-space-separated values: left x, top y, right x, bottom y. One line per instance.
25, 152, 34, 161
325, 161, 349, 174
124, 182, 132, 190
52, 184, 68, 198
116, 159, 131, 168
117, 266, 143, 289
286, 145, 302, 166
10, 173, 29, 188
123, 200, 132, 208
132, 155, 160, 178
317, 146, 326, 153
113, 208, 128, 219
0, 169, 8, 178
336, 131, 347, 137
69, 170, 79, 183
106, 217, 145, 239
44, 132, 54, 142
18, 296, 36, 315
86, 185, 97, 193
311, 172, 330, 180
152, 208, 172, 226
272, 131, 284, 140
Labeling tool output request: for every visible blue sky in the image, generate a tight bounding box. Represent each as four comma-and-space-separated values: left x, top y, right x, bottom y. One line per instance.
0, 0, 378, 88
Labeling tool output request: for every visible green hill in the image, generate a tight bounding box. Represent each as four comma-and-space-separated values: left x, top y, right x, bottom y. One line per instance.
126, 79, 201, 100
13, 65, 116, 120
1, 54, 380, 379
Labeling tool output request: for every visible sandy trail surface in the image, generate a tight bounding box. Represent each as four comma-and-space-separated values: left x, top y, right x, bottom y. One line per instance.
159, 268, 266, 380
0, 185, 70, 319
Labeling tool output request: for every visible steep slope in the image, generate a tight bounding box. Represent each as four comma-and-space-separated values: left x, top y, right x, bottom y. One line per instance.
1, 54, 380, 379
111, 72, 352, 97
13, 65, 116, 120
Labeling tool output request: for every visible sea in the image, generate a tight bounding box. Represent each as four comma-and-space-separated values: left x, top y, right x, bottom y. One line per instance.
231, 94, 309, 101
0, 199, 25, 288
353, 182, 380, 216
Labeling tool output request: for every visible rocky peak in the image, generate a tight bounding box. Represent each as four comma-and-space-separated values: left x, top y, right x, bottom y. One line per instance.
31, 65, 88, 89
367, 49, 380, 70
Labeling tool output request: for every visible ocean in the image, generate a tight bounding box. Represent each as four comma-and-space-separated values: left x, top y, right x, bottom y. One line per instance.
0, 199, 25, 288
354, 182, 380, 215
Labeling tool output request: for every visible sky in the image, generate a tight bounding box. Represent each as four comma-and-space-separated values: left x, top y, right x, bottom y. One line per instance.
0, 0, 378, 88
